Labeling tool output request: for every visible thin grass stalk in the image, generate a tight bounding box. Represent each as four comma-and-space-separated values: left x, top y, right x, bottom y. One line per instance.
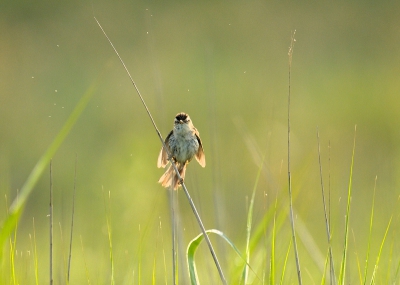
59, 222, 69, 283
67, 154, 78, 282
9, 238, 16, 285
338, 125, 357, 284
49, 160, 53, 285
269, 198, 278, 285
242, 152, 266, 284
169, 188, 177, 285
328, 140, 333, 285
363, 176, 377, 285
9, 236, 16, 285
370, 216, 392, 284
262, 190, 268, 285
317, 128, 336, 284
287, 30, 302, 285
94, 17, 227, 285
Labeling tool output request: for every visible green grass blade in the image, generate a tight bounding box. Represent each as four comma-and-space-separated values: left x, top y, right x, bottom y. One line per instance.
279, 239, 292, 285
10, 220, 18, 285
0, 81, 96, 257
187, 232, 203, 285
338, 125, 357, 285
320, 248, 329, 285
242, 153, 266, 284
369, 216, 392, 284
187, 229, 258, 285
363, 176, 377, 284
269, 198, 278, 285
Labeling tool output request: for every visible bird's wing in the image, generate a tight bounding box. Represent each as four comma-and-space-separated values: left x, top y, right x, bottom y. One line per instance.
157, 130, 173, 168
194, 129, 206, 167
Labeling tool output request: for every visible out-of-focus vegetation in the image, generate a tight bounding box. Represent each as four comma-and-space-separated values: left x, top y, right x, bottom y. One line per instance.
1, 1, 400, 284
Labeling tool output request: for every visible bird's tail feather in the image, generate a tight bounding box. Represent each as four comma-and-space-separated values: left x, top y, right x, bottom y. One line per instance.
158, 163, 186, 190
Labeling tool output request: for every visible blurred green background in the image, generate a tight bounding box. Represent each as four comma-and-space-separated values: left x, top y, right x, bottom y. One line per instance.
1, 0, 400, 284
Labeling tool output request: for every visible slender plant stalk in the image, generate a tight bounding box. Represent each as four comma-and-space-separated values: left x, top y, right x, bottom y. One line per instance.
317, 128, 336, 284
363, 176, 377, 285
370, 215, 392, 284
287, 30, 302, 285
94, 17, 227, 285
68, 154, 78, 282
328, 140, 333, 285
169, 189, 177, 285
59, 222, 69, 283
269, 198, 278, 285
243, 152, 266, 284
338, 125, 357, 284
49, 160, 53, 285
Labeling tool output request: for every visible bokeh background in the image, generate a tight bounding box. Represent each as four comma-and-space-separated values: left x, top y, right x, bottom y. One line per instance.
1, 0, 400, 284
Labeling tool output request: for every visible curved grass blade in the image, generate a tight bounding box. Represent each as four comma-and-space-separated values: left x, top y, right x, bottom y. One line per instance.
338, 125, 357, 285
0, 81, 96, 257
287, 30, 302, 285
242, 152, 266, 284
280, 239, 292, 285
187, 229, 258, 285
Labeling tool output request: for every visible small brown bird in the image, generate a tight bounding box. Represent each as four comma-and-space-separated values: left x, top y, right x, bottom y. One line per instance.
157, 112, 206, 190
